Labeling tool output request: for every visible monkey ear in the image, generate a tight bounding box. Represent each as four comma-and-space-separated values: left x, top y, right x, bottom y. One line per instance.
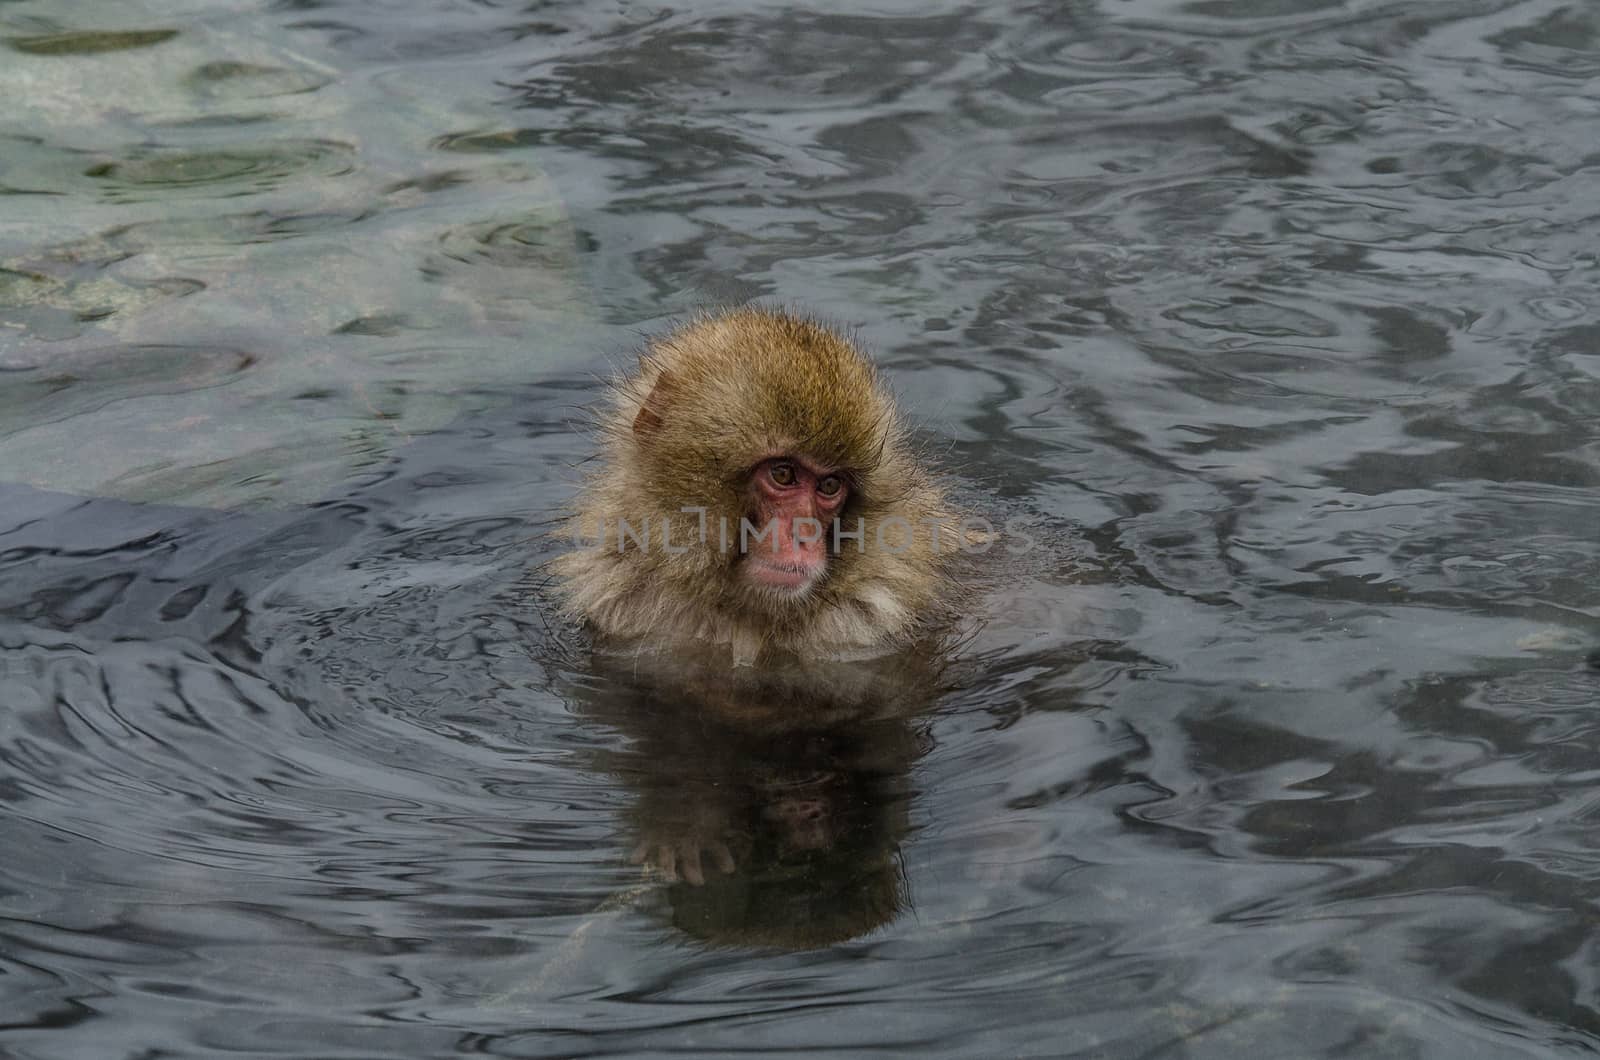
632, 369, 678, 437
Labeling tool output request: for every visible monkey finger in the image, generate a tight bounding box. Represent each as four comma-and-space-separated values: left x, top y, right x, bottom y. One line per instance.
631, 842, 680, 881
712, 842, 736, 876
681, 847, 706, 886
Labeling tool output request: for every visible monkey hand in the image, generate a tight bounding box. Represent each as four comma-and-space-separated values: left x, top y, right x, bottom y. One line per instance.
629, 810, 741, 886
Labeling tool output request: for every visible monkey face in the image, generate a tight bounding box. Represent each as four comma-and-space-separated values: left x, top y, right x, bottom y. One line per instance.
739, 456, 851, 596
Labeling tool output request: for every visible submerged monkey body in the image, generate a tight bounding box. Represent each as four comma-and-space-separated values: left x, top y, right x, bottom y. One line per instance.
553, 308, 964, 663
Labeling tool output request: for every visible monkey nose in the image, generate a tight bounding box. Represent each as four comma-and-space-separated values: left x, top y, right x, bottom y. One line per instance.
771, 516, 827, 563
745, 517, 827, 591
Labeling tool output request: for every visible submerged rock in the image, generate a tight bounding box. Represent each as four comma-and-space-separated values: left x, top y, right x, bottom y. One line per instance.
0, 0, 596, 509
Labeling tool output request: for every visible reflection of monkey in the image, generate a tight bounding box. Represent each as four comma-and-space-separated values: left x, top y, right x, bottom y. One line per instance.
552, 308, 970, 664
576, 653, 943, 949
664, 751, 914, 951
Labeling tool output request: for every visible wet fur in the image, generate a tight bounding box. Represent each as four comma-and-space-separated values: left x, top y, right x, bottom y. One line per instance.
552, 308, 963, 663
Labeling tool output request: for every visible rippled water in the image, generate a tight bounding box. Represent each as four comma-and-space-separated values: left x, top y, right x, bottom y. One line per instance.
3, 0, 1600, 1055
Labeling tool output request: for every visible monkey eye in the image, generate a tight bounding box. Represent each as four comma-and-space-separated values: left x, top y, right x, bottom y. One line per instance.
817, 475, 843, 497
769, 462, 797, 487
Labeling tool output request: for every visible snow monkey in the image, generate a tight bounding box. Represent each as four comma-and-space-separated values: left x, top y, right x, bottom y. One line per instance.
553, 308, 969, 666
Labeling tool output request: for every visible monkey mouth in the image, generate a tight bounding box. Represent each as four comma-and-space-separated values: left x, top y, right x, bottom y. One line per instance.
743, 557, 821, 594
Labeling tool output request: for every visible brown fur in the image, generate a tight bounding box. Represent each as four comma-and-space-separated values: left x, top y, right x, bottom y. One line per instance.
552, 307, 962, 663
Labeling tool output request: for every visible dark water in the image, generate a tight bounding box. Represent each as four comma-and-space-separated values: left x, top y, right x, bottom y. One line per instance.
4, 0, 1600, 1056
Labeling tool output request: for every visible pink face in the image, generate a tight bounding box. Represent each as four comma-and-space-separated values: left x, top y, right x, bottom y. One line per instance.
741, 456, 849, 594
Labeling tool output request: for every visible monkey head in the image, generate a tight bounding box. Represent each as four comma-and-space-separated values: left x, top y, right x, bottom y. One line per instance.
554, 308, 962, 660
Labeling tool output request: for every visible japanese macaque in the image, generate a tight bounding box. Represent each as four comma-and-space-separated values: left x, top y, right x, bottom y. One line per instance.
552, 307, 965, 664
581, 662, 924, 948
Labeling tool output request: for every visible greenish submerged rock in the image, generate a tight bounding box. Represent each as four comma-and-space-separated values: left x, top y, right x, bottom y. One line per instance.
0, 0, 596, 509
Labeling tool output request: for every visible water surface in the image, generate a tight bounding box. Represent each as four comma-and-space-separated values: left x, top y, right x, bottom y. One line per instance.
3, 0, 1600, 1056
